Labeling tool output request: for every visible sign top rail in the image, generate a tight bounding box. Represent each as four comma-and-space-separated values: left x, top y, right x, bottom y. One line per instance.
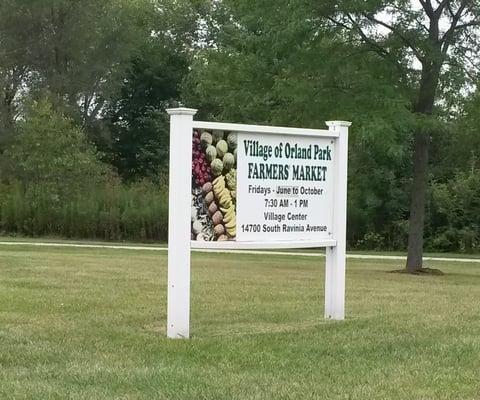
192, 120, 338, 138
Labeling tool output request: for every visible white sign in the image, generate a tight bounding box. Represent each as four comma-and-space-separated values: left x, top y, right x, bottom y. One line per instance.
166, 107, 350, 339
236, 133, 335, 242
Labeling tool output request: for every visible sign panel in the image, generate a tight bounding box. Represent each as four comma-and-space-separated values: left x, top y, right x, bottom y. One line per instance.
167, 107, 350, 338
191, 129, 335, 243
236, 132, 335, 242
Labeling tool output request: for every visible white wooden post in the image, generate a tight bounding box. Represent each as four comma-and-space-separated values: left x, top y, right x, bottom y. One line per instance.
324, 121, 351, 320
166, 107, 197, 338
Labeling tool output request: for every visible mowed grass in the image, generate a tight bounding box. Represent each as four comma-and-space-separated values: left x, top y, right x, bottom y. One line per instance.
1, 245, 479, 399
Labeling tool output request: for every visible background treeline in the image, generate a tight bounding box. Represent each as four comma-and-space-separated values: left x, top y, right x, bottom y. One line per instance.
0, 0, 479, 251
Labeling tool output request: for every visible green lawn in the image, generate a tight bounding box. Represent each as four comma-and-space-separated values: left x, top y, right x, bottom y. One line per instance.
1, 244, 479, 399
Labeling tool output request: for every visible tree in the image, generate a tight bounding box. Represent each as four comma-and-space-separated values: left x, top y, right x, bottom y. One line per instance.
102, 45, 188, 180
187, 0, 480, 270
1, 0, 209, 181
0, 0, 149, 134
321, 0, 480, 271
185, 0, 417, 249
0, 0, 38, 146
2, 99, 110, 201
34, 0, 151, 125
102, 0, 209, 181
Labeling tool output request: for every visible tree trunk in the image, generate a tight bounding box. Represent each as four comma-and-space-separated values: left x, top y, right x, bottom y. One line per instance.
406, 130, 429, 271
405, 63, 440, 272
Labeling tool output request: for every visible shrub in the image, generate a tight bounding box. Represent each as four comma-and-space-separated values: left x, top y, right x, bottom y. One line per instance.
428, 171, 480, 252
0, 100, 169, 241
1, 100, 110, 198
0, 180, 169, 241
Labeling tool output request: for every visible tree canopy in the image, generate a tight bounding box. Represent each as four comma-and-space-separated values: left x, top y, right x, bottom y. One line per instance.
185, 0, 480, 264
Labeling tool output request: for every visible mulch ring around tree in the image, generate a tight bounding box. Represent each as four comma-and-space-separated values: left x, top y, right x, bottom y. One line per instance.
390, 267, 444, 275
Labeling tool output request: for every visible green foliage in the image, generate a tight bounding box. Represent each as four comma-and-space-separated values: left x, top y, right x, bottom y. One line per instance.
0, 180, 168, 241
0, 0, 153, 134
0, 100, 169, 241
1, 0, 480, 251
2, 100, 108, 199
101, 44, 187, 180
429, 171, 480, 253
183, 0, 480, 254
184, 0, 416, 250
95, 0, 209, 181
437, 92, 480, 176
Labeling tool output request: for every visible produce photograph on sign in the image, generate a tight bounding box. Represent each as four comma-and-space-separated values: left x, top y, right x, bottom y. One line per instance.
191, 130, 237, 241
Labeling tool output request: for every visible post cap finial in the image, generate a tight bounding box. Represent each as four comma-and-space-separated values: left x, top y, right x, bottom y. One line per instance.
166, 107, 198, 116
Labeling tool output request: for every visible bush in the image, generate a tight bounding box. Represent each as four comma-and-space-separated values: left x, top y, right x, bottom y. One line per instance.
1, 100, 109, 197
428, 171, 480, 252
0, 180, 169, 241
0, 100, 169, 242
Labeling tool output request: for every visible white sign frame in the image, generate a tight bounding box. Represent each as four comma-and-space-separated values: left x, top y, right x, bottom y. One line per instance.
166, 107, 350, 339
